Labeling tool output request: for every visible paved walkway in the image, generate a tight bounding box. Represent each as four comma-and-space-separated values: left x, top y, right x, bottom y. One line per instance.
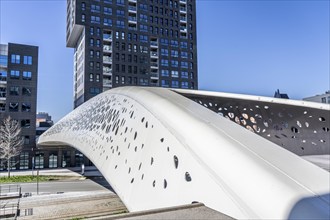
0, 166, 102, 178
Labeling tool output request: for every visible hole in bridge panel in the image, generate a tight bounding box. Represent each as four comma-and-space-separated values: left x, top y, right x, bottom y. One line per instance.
164, 179, 167, 189
185, 172, 192, 182
134, 132, 137, 140
174, 155, 179, 169
131, 178, 134, 183
153, 180, 156, 187
291, 127, 299, 133
160, 138, 164, 142
151, 157, 154, 165
296, 121, 302, 128
141, 117, 145, 123
139, 163, 142, 170
323, 127, 329, 132
319, 117, 326, 122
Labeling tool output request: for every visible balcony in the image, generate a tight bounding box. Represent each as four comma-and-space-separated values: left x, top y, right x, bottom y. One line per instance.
0, 76, 7, 84
103, 34, 112, 42
103, 45, 112, 52
150, 52, 158, 57
150, 73, 159, 79
180, 7, 187, 13
180, 27, 187, 32
128, 16, 137, 23
180, 16, 187, 22
103, 67, 112, 75
150, 63, 158, 69
150, 41, 158, 47
103, 56, 112, 64
128, 6, 137, 12
103, 80, 112, 87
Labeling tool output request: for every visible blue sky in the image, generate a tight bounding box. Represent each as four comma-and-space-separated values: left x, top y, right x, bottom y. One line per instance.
0, 0, 329, 122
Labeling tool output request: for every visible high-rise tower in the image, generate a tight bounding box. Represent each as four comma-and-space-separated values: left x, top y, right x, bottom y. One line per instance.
66, 0, 198, 108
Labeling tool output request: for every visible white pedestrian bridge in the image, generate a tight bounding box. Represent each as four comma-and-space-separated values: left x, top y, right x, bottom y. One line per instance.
38, 87, 330, 219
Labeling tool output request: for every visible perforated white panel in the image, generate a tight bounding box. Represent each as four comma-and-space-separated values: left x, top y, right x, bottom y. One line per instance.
38, 87, 330, 219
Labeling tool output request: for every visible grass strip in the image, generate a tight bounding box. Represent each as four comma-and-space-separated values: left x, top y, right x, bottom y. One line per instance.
0, 175, 73, 183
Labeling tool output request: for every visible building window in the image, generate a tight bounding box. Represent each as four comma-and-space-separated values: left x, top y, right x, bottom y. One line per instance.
139, 24, 148, 32
49, 153, 58, 168
24, 136, 30, 145
139, 78, 148, 86
10, 70, 20, 79
19, 152, 29, 169
91, 16, 100, 24
170, 40, 178, 47
22, 87, 32, 96
171, 71, 179, 78
139, 14, 148, 22
23, 56, 33, 65
22, 103, 31, 112
181, 51, 188, 59
172, 80, 179, 88
11, 54, 20, 64
82, 14, 86, 22
181, 81, 189, 89
10, 86, 19, 96
161, 80, 169, 87
0, 87, 6, 98
116, 0, 124, 5
89, 87, 100, 95
161, 59, 169, 67
9, 102, 18, 111
181, 71, 188, 79
104, 18, 112, 26
96, 39, 100, 47
161, 70, 169, 77
0, 103, 5, 112
116, 9, 125, 17
104, 7, 112, 15
181, 61, 188, 68
121, 76, 125, 84
90, 50, 94, 58
161, 49, 169, 56
96, 51, 100, 58
171, 50, 178, 57
116, 20, 125, 28
96, 74, 100, 82
91, 4, 101, 13
180, 42, 188, 49
171, 60, 178, 67
35, 152, 44, 169
23, 71, 32, 80
21, 119, 31, 128
139, 35, 148, 43
0, 55, 7, 66
89, 73, 94, 81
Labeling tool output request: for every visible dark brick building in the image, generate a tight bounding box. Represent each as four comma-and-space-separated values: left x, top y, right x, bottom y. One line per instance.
0, 43, 38, 170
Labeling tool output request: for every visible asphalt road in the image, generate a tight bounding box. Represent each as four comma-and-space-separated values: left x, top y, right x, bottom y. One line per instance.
2, 178, 113, 195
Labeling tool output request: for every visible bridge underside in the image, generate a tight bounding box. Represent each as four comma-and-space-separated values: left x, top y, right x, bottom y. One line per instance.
38, 87, 330, 219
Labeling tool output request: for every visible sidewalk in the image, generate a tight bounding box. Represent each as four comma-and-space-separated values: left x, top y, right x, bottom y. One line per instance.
0, 166, 102, 178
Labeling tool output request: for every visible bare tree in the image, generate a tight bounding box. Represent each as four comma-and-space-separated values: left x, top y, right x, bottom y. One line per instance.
0, 116, 24, 177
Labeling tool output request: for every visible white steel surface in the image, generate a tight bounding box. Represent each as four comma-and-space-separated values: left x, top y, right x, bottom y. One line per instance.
38, 87, 330, 219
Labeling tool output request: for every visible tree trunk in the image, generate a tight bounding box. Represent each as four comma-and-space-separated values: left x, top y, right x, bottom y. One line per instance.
7, 159, 11, 178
